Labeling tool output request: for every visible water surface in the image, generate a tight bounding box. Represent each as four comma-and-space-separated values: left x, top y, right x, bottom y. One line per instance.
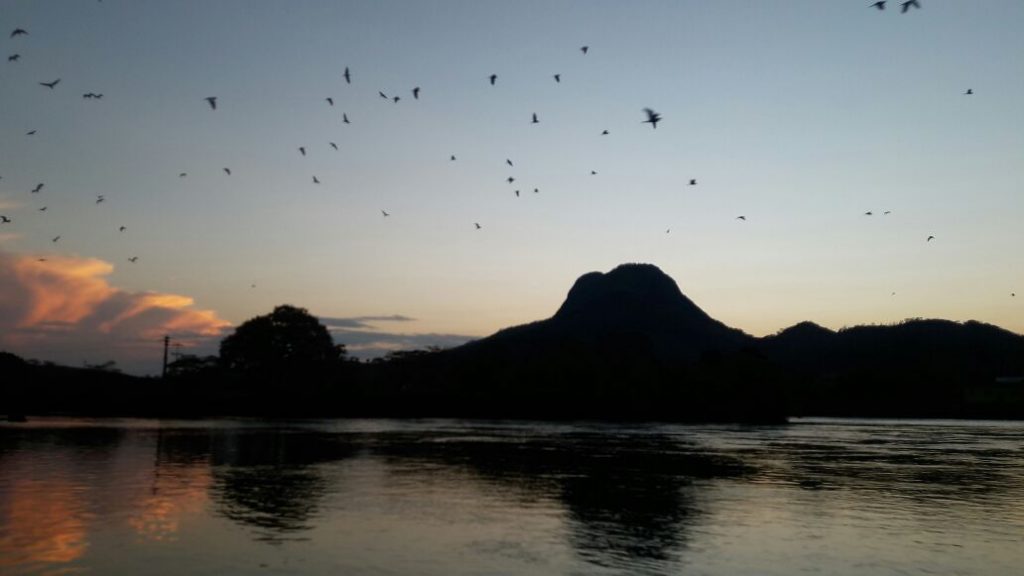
1, 417, 1022, 575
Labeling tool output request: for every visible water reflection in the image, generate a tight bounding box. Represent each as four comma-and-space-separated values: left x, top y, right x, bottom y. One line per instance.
209, 429, 355, 541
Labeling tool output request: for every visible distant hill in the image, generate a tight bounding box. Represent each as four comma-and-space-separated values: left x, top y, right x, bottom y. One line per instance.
5, 263, 1024, 420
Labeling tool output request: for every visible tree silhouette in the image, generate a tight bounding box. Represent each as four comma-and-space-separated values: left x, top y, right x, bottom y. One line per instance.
219, 305, 343, 385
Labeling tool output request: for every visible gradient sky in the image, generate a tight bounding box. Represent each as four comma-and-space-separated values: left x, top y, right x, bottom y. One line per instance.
1, 0, 1022, 374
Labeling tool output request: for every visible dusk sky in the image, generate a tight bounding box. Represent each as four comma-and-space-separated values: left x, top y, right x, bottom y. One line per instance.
1, 0, 1022, 374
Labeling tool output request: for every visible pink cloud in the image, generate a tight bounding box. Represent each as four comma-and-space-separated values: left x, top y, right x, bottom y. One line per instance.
0, 251, 230, 373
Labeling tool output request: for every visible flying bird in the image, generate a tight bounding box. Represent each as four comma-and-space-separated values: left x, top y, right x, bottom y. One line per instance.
326, 97, 334, 106
489, 74, 497, 86
412, 87, 420, 99
531, 113, 538, 124
553, 74, 561, 83
31, 183, 43, 193
450, 154, 456, 161
330, 142, 338, 151
514, 190, 520, 197
0, 215, 11, 223
689, 179, 697, 186
927, 235, 935, 241
11, 29, 28, 37
601, 130, 609, 135
507, 176, 515, 184
865, 211, 873, 216
224, 167, 231, 175
506, 159, 513, 167
7, 54, 19, 62
52, 235, 60, 242
964, 88, 973, 95
884, 210, 892, 214
343, 67, 351, 84
128, 257, 138, 263
642, 108, 661, 129
95, 195, 105, 204
900, 0, 920, 13
39, 206, 47, 212
312, 175, 320, 184
343, 113, 350, 124
381, 210, 390, 217
392, 96, 400, 103
40, 79, 61, 89
870, 1, 886, 9
299, 146, 306, 156
179, 172, 187, 177
736, 215, 746, 221
474, 222, 481, 229
580, 46, 589, 55
204, 96, 217, 110
533, 188, 539, 194
590, 170, 597, 175
119, 226, 126, 232
378, 91, 388, 100
26, 130, 36, 136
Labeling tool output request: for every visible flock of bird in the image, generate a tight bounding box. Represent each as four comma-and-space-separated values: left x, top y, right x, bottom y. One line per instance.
1, 2, 1009, 300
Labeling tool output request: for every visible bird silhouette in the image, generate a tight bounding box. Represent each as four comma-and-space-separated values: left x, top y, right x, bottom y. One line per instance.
1012, 293, 1016, 297
580, 46, 589, 54
927, 235, 935, 241
736, 215, 746, 220
533, 188, 539, 194
884, 210, 892, 214
52, 235, 60, 242
343, 113, 350, 124
223, 167, 231, 175
381, 210, 390, 217
82, 92, 104, 99
865, 211, 873, 216
26, 130, 36, 136
299, 146, 306, 156
119, 226, 126, 232
128, 256, 138, 263
870, 1, 886, 9
506, 159, 513, 167
326, 97, 334, 106
689, 179, 697, 186
590, 170, 597, 175
10, 29, 27, 37
514, 190, 520, 197
343, 67, 351, 84
601, 129, 609, 135
507, 176, 515, 184
392, 95, 400, 103
39, 206, 47, 212
553, 74, 561, 83
312, 175, 320, 184
412, 87, 420, 99
964, 88, 973, 95
378, 91, 388, 100
40, 79, 61, 89
96, 195, 105, 204
474, 222, 481, 229
900, 0, 920, 13
450, 154, 456, 161
179, 172, 187, 177
7, 54, 19, 62
330, 142, 338, 151
489, 74, 497, 86
204, 96, 217, 110
31, 183, 43, 193
532, 113, 538, 124
0, 215, 11, 223
643, 108, 661, 129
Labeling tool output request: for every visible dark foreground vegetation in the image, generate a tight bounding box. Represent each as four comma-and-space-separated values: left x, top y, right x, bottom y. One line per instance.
3, 265, 1023, 421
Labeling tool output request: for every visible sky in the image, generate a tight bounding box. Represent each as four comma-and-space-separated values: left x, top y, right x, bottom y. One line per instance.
1, 0, 1022, 374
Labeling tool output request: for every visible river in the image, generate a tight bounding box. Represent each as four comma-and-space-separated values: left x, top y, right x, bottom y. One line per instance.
1, 417, 1022, 575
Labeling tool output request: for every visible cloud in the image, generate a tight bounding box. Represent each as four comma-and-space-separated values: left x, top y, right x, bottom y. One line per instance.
319, 314, 416, 329
319, 314, 475, 358
0, 250, 230, 374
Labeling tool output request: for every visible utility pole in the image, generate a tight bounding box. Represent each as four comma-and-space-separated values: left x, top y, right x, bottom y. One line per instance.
162, 335, 170, 378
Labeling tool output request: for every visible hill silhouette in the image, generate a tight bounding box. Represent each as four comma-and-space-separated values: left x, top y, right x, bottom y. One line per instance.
4, 263, 1024, 420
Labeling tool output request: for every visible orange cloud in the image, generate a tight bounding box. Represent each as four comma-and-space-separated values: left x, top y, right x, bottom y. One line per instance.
0, 250, 230, 372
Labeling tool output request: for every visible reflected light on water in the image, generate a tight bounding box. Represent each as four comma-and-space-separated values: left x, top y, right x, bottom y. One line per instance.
0, 478, 90, 573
